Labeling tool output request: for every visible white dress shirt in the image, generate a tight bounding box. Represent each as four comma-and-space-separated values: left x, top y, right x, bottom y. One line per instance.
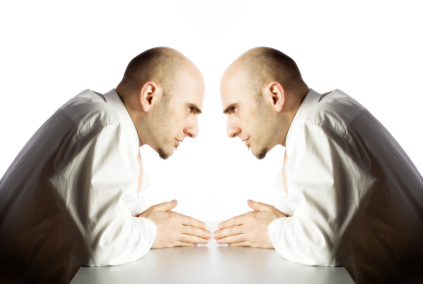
0, 89, 157, 284
268, 89, 423, 283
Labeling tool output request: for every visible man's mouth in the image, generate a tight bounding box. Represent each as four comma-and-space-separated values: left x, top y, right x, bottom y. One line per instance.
242, 137, 250, 146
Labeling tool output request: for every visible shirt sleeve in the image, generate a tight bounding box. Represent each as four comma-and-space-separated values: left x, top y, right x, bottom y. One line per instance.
49, 122, 157, 266
268, 122, 375, 266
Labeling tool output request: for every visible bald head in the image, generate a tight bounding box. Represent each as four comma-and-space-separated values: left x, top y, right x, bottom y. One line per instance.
222, 47, 307, 98
115, 47, 205, 159
117, 47, 202, 98
220, 47, 309, 157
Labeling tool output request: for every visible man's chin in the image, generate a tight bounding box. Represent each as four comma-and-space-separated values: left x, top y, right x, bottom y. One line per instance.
157, 147, 172, 160
251, 147, 268, 160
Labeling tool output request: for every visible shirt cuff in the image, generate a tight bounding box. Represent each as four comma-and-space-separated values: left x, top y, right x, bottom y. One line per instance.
268, 217, 288, 254
137, 217, 157, 249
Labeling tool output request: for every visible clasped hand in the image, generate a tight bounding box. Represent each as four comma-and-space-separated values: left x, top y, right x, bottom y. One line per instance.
138, 200, 212, 248
213, 199, 287, 248
138, 199, 286, 249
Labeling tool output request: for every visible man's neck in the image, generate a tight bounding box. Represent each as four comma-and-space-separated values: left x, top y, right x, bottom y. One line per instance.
115, 89, 144, 147
281, 88, 309, 147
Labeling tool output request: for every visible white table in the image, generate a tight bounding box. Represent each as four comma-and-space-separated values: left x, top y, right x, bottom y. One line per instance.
71, 222, 354, 284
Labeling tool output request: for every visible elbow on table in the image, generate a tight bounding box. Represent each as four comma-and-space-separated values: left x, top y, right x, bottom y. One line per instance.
306, 238, 350, 266
80, 218, 156, 266
84, 247, 147, 267
87, 250, 118, 267
80, 238, 150, 267
315, 248, 340, 266
276, 240, 346, 267
306, 245, 350, 267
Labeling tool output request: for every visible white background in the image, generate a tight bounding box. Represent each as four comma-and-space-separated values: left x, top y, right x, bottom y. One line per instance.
1, 1, 422, 222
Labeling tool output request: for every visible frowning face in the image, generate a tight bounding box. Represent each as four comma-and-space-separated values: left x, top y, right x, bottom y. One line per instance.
148, 71, 205, 160
220, 70, 276, 160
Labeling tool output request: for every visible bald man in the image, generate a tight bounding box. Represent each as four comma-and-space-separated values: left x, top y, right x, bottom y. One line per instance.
214, 47, 423, 283
0, 47, 211, 284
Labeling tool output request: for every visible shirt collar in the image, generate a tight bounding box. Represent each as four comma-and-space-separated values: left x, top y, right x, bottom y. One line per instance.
285, 88, 321, 152
103, 88, 140, 154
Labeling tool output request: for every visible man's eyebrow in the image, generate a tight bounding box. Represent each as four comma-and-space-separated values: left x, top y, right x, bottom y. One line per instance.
187, 103, 202, 114
223, 103, 238, 114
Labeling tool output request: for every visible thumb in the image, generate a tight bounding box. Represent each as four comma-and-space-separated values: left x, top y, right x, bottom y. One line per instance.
155, 199, 178, 212
247, 199, 270, 212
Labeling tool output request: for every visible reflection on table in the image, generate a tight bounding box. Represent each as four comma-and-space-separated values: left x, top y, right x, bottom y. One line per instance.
71, 222, 354, 284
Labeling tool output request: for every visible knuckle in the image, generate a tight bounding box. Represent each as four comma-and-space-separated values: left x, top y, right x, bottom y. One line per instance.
202, 230, 208, 238
182, 216, 191, 223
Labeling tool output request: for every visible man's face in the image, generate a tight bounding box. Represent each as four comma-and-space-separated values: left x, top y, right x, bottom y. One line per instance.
149, 73, 204, 160
221, 72, 276, 160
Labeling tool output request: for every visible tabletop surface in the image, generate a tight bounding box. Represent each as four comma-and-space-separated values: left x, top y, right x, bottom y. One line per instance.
71, 222, 354, 284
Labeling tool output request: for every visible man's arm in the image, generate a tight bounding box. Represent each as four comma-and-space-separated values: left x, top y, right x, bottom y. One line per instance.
49, 122, 210, 266
49, 122, 159, 266
214, 123, 375, 266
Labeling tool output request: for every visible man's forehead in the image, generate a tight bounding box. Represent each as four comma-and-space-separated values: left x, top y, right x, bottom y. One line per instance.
221, 74, 250, 103
181, 87, 204, 109
174, 69, 204, 96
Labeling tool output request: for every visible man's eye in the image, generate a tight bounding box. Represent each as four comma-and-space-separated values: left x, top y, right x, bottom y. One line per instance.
232, 107, 238, 112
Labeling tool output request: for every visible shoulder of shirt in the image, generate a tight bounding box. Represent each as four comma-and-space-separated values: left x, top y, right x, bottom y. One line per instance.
301, 89, 365, 137
59, 89, 125, 140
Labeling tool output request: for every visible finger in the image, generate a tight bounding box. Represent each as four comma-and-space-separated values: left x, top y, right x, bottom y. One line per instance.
247, 199, 271, 212
179, 233, 209, 245
154, 200, 178, 212
218, 216, 244, 230
181, 226, 212, 239
172, 242, 197, 247
213, 225, 244, 239
216, 234, 246, 244
228, 241, 252, 247
180, 215, 207, 230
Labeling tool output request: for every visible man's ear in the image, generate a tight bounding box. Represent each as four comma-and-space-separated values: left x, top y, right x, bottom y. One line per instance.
267, 82, 285, 112
139, 82, 161, 112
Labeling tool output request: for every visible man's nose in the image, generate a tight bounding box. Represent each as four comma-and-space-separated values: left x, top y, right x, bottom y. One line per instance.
184, 118, 198, 138
227, 119, 241, 138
